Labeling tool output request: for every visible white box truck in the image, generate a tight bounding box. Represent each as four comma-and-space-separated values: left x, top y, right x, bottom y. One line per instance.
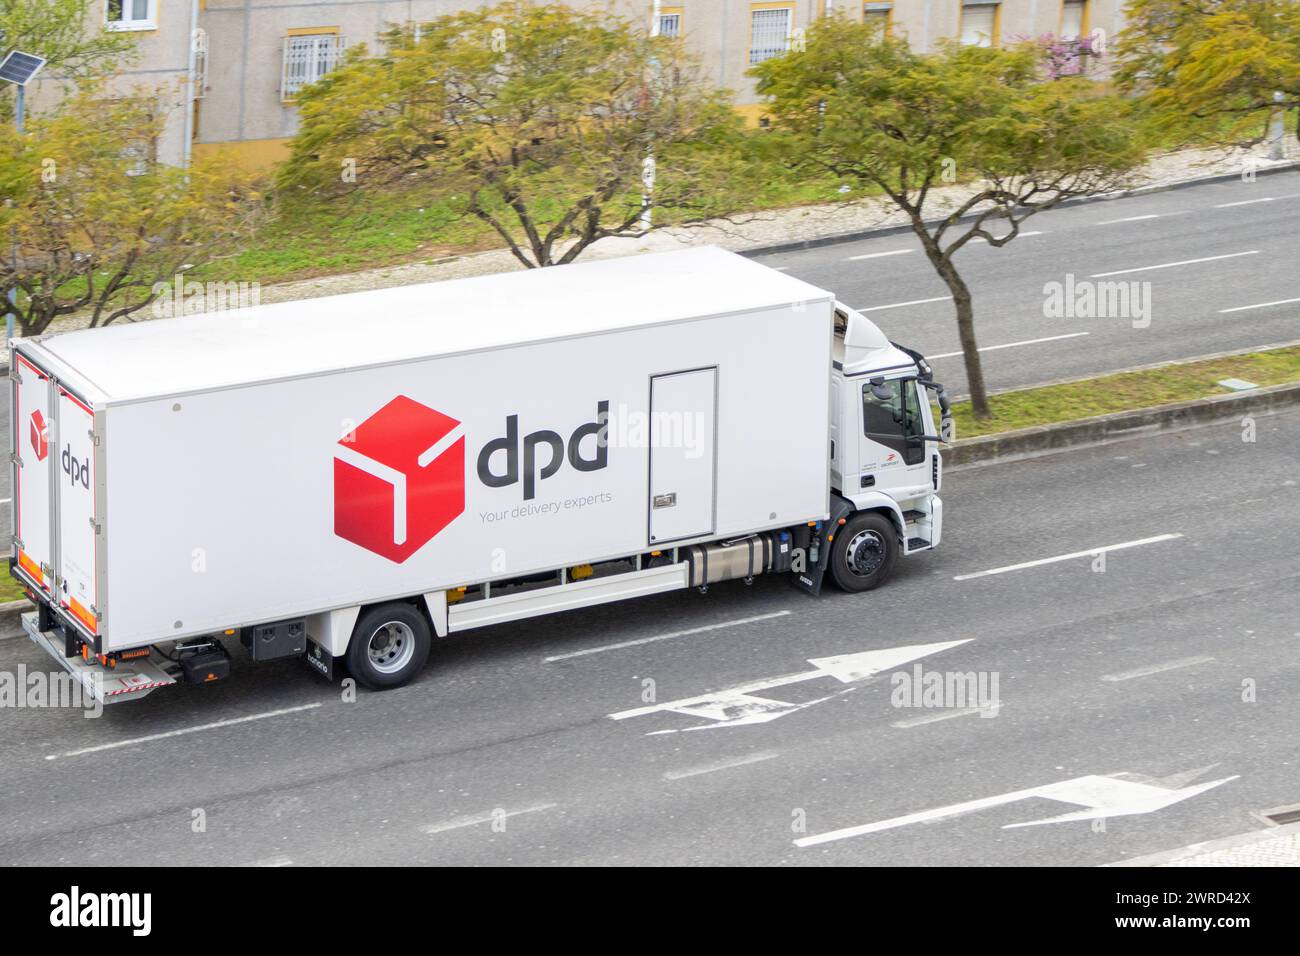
9, 247, 952, 703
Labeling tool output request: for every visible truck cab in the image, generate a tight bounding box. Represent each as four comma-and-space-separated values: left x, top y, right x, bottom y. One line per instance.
823, 303, 953, 592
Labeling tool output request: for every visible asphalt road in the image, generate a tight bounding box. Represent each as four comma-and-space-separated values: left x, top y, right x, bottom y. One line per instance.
1, 407, 1296, 866
752, 169, 1300, 397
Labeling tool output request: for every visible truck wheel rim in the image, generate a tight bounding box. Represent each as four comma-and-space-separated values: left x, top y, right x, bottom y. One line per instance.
367, 621, 416, 675
846, 530, 885, 576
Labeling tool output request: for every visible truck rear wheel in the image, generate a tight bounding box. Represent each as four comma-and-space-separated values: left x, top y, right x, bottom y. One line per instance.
347, 603, 431, 690
829, 512, 898, 593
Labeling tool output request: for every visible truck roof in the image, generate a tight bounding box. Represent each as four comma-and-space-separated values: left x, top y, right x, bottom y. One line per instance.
24, 246, 832, 404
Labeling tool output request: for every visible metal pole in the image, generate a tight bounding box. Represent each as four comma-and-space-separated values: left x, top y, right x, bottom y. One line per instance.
6, 84, 23, 347
639, 0, 663, 233
182, 0, 200, 169
1269, 90, 1286, 161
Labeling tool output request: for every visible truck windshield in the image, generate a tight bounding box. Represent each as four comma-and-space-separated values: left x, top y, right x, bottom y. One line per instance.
862, 379, 925, 465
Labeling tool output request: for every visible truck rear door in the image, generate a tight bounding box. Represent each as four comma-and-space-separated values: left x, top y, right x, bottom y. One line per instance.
12, 353, 55, 596
55, 386, 99, 637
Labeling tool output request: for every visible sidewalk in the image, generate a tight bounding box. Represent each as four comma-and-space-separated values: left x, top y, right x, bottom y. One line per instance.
1108, 821, 1300, 867
25, 140, 1300, 338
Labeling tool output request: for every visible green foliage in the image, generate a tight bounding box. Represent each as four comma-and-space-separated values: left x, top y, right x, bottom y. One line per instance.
1116, 0, 1300, 145
752, 17, 1149, 418
280, 1, 747, 267
0, 88, 264, 335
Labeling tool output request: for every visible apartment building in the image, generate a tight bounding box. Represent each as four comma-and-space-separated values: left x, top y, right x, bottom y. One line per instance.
36, 1, 1123, 170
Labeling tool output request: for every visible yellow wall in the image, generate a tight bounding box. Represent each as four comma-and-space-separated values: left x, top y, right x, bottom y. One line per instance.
192, 138, 292, 172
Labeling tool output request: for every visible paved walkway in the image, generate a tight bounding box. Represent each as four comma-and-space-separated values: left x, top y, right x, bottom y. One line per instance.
1110, 821, 1300, 867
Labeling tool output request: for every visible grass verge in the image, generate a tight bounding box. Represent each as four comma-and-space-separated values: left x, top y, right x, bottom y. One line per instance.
0, 573, 31, 605
949, 345, 1300, 439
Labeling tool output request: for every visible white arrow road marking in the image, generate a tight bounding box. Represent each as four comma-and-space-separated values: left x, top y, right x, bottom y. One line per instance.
795, 771, 1238, 847
610, 639, 971, 733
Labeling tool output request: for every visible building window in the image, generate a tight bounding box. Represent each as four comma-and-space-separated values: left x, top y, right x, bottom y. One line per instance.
750, 6, 793, 64
960, 2, 1000, 48
106, 0, 155, 31
863, 2, 892, 33
1060, 0, 1087, 40
656, 11, 682, 38
281, 33, 346, 101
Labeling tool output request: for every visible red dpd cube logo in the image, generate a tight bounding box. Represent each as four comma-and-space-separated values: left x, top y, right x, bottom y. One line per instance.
333, 396, 465, 563
29, 409, 48, 462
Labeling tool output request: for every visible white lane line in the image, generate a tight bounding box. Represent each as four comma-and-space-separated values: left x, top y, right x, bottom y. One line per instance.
543, 610, 791, 663
848, 248, 913, 261
663, 751, 780, 780
1101, 655, 1216, 683
1096, 214, 1160, 225
1090, 251, 1258, 278
927, 331, 1089, 360
249, 856, 294, 868
966, 230, 1044, 244
952, 533, 1184, 582
890, 704, 1002, 729
1214, 197, 1274, 208
46, 702, 323, 760
0, 497, 10, 504
856, 295, 952, 313
1219, 296, 1300, 314
420, 803, 556, 836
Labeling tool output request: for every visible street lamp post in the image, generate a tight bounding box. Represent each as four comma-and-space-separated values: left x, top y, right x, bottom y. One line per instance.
638, 0, 663, 233
0, 48, 47, 346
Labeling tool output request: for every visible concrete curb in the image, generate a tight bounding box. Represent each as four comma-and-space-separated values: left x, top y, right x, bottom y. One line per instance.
942, 380, 1300, 469
739, 160, 1300, 259
1105, 820, 1300, 867
0, 598, 31, 641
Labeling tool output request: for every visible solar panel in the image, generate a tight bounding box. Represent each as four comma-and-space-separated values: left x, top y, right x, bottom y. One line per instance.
0, 50, 46, 86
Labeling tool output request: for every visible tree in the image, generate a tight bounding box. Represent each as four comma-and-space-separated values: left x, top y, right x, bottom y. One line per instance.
1116, 0, 1300, 146
0, 89, 263, 335
280, 1, 746, 268
752, 19, 1148, 419
0, 0, 136, 118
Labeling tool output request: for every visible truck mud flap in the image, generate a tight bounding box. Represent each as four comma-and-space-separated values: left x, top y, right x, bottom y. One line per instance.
304, 638, 334, 681
22, 612, 176, 704
793, 496, 855, 597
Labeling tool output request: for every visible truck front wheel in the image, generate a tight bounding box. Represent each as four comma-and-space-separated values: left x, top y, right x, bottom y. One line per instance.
829, 512, 898, 593
347, 603, 432, 690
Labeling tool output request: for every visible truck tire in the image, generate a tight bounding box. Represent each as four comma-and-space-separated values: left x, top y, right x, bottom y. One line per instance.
346, 603, 432, 690
829, 512, 898, 593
